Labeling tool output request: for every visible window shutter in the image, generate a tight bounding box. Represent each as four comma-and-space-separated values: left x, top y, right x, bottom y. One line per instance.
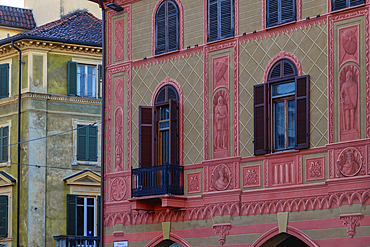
281, 0, 295, 24
350, 0, 365, 7
0, 195, 8, 238
68, 61, 78, 96
0, 64, 9, 98
66, 194, 77, 235
267, 0, 279, 27
254, 83, 269, 155
77, 125, 87, 161
167, 2, 179, 52
88, 126, 98, 161
139, 106, 153, 167
208, 0, 218, 42
295, 75, 309, 149
97, 195, 101, 237
98, 65, 102, 99
169, 99, 178, 166
0, 127, 8, 163
220, 0, 233, 39
156, 4, 166, 54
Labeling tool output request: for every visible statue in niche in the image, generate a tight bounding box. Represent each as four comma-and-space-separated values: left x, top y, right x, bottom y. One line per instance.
214, 95, 228, 150
340, 69, 358, 131
212, 164, 231, 191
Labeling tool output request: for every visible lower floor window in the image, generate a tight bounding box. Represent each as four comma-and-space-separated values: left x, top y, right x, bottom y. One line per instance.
77, 197, 95, 236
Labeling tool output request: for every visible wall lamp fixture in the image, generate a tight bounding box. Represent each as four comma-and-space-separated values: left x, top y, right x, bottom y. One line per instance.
107, 3, 124, 12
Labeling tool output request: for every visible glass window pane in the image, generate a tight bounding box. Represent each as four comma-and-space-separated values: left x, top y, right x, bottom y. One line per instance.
274, 101, 285, 150
78, 73, 85, 96
77, 205, 84, 236
87, 207, 94, 236
288, 100, 295, 148
87, 73, 95, 97
160, 106, 169, 120
87, 66, 96, 75
87, 198, 94, 205
159, 130, 169, 165
77, 197, 84, 205
272, 81, 295, 98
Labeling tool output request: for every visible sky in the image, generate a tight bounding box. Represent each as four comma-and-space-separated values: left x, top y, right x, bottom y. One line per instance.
0, 0, 24, 8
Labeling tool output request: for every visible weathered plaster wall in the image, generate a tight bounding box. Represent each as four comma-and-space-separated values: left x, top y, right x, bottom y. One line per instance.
47, 54, 71, 95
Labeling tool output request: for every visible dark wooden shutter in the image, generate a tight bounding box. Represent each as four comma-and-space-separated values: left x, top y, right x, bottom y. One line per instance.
295, 75, 309, 149
0, 127, 8, 163
156, 3, 166, 54
0, 64, 9, 99
281, 0, 295, 24
220, 0, 233, 39
97, 195, 101, 237
0, 195, 8, 238
267, 0, 279, 27
88, 126, 98, 161
68, 61, 78, 96
332, 0, 347, 10
208, 0, 218, 42
350, 0, 365, 7
167, 2, 179, 52
139, 106, 153, 167
98, 65, 102, 99
254, 83, 269, 155
67, 194, 77, 235
77, 125, 87, 161
169, 99, 178, 166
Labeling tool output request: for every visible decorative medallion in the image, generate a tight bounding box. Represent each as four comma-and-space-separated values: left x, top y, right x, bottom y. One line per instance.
336, 147, 363, 177
242, 165, 261, 188
111, 177, 126, 201
211, 164, 231, 191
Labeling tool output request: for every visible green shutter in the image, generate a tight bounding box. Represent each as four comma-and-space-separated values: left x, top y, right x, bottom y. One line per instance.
97, 195, 101, 236
98, 65, 102, 99
68, 61, 78, 96
77, 125, 87, 161
0, 127, 8, 163
0, 195, 8, 238
66, 194, 77, 235
88, 126, 98, 161
0, 64, 9, 99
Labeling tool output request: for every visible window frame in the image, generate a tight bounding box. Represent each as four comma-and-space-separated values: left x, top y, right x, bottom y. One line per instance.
72, 119, 101, 166
0, 59, 12, 99
155, 0, 180, 55
266, 0, 296, 28
207, 0, 235, 42
68, 58, 102, 99
0, 174, 14, 243
0, 121, 11, 167
331, 0, 365, 12
254, 59, 309, 155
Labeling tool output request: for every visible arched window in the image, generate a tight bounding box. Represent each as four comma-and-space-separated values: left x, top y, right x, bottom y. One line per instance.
155, 0, 179, 55
254, 59, 309, 155
139, 85, 179, 167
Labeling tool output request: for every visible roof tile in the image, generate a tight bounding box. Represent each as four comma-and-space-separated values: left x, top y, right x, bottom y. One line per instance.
0, 5, 36, 30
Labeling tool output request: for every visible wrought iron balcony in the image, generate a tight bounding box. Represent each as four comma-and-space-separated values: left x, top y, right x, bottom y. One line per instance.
54, 235, 100, 247
131, 164, 184, 197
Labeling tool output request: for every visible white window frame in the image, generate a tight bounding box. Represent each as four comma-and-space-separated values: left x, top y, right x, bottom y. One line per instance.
76, 196, 97, 237
72, 119, 101, 166
72, 58, 102, 99
0, 120, 11, 167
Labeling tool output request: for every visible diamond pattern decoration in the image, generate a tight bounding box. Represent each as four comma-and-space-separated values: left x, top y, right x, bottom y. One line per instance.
131, 54, 204, 168
239, 23, 328, 157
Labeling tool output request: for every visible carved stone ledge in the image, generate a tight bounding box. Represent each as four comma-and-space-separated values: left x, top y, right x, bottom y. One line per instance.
213, 223, 231, 246
340, 213, 363, 238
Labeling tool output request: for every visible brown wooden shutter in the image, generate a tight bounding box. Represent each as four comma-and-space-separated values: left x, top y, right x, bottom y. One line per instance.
139, 106, 153, 167
295, 75, 309, 149
169, 99, 178, 165
254, 83, 269, 155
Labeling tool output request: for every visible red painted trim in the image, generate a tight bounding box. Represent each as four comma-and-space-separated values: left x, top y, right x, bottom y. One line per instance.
263, 51, 302, 83
328, 7, 370, 143
251, 226, 319, 247
151, 0, 184, 56
315, 236, 370, 246
151, 78, 184, 167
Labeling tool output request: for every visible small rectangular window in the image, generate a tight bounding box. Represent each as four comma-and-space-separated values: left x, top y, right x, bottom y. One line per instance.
267, 0, 296, 28
68, 61, 102, 98
208, 0, 234, 42
0, 195, 8, 238
0, 64, 9, 99
77, 125, 98, 162
0, 126, 9, 163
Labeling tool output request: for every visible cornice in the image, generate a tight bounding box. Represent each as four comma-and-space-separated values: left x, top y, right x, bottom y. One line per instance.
0, 93, 102, 107
0, 39, 102, 56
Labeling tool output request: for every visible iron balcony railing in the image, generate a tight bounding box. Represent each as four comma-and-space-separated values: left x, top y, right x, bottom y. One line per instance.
131, 164, 184, 197
54, 235, 100, 247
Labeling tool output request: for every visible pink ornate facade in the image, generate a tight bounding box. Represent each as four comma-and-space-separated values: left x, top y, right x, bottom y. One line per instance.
98, 0, 370, 246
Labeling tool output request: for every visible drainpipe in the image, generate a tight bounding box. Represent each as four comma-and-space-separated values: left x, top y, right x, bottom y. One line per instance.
11, 40, 21, 247
97, 0, 105, 245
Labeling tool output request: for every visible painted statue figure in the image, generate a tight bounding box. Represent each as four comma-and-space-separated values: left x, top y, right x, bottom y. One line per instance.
342, 149, 359, 176
340, 70, 358, 131
214, 96, 228, 150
